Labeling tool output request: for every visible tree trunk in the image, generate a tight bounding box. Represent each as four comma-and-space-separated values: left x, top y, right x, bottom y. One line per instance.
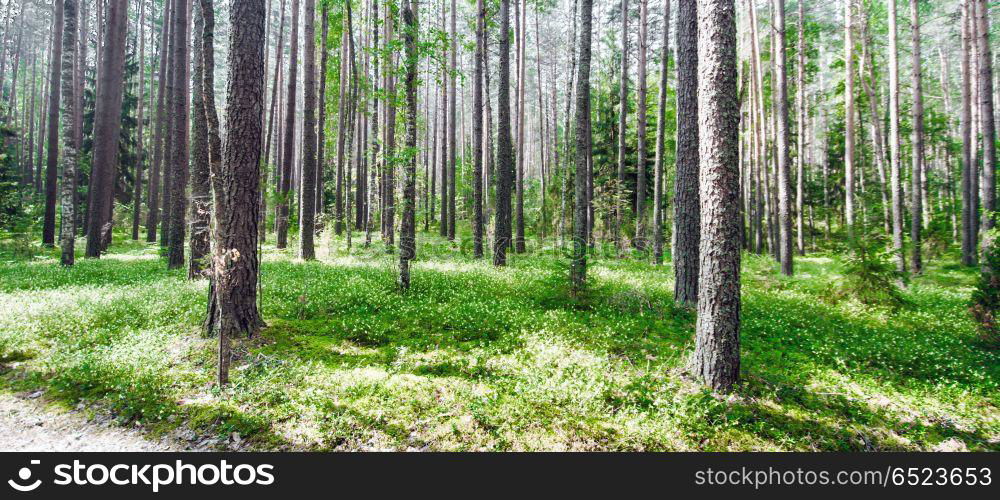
514, 0, 526, 253
674, 0, 699, 306
189, 0, 211, 278
693, 0, 740, 393
472, 0, 485, 258
261, 0, 287, 243
652, 0, 670, 265
299, 0, 317, 258
213, 0, 267, 385
616, 0, 629, 254
844, 0, 856, 240
976, 0, 996, 239
909, 0, 924, 273
43, 0, 64, 247
59, 0, 79, 266
634, 0, 648, 251
795, 0, 805, 255
276, 0, 298, 249
774, 0, 792, 275
132, 0, 148, 241
399, 0, 418, 289
167, 0, 191, 269
147, 0, 171, 243
887, 0, 905, 271
569, 0, 593, 291
494, 0, 514, 266
961, 0, 976, 266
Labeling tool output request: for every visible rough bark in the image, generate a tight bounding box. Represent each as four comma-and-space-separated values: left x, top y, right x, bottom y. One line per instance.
962, 0, 976, 266
42, 0, 63, 247
399, 0, 418, 290
189, 0, 211, 277
494, 0, 513, 266
569, 0, 593, 292
976, 0, 996, 238
59, 0, 79, 266
167, 0, 191, 269
213, 0, 267, 385
276, 0, 298, 249
299, 0, 317, 259
693, 0, 740, 393
472, 0, 485, 258
634, 0, 648, 251
774, 0, 792, 275
674, 0, 699, 306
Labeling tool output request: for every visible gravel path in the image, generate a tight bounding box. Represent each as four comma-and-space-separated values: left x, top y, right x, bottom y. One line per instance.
0, 391, 181, 452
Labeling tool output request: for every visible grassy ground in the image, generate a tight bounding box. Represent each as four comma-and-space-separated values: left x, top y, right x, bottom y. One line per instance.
1, 231, 997, 451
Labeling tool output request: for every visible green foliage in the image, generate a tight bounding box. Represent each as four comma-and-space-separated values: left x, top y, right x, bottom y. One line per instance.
839, 235, 908, 309
970, 227, 1000, 346
0, 232, 997, 451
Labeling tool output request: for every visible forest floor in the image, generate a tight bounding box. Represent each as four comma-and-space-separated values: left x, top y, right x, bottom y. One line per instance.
0, 232, 998, 451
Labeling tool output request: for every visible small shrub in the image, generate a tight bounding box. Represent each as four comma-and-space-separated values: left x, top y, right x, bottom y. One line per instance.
970, 227, 1000, 346
840, 235, 907, 309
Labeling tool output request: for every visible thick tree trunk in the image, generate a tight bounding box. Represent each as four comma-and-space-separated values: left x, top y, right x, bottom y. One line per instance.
59, 0, 79, 266
214, 0, 267, 385
472, 0, 485, 258
189, 0, 211, 278
674, 0, 699, 306
42, 0, 64, 247
494, 0, 514, 266
299, 0, 317, 259
569, 0, 593, 291
167, 0, 191, 269
693, 0, 740, 393
399, 0, 418, 290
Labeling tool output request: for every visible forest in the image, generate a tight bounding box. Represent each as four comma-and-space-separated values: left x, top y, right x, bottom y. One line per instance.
0, 0, 997, 452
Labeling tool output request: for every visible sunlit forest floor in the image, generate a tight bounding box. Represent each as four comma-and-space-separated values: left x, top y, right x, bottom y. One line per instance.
1, 230, 998, 451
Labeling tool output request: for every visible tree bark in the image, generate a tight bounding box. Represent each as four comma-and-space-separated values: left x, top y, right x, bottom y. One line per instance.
299, 0, 317, 259
189, 0, 211, 277
844, 0, 856, 240
42, 0, 64, 247
213, 0, 267, 385
147, 0, 171, 243
616, 0, 629, 254
652, 0, 670, 265
634, 0, 648, 251
674, 0, 699, 306
909, 0, 924, 273
693, 0, 740, 393
887, 0, 905, 270
774, 0, 792, 275
59, 0, 79, 266
962, 0, 976, 266
976, 0, 996, 239
569, 0, 593, 291
494, 0, 514, 266
167, 0, 191, 269
472, 0, 485, 258
399, 0, 418, 289
276, 0, 298, 249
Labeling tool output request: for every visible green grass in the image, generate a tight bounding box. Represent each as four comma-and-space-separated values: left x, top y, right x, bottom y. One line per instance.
1, 232, 997, 451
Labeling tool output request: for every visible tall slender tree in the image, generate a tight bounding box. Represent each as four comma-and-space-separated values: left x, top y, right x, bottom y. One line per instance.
190, 0, 211, 277
167, 0, 191, 269
674, 0, 699, 306
42, 0, 64, 248
58, 0, 79, 266
652, 0, 670, 265
399, 0, 418, 289
276, 0, 299, 249
774, 0, 792, 275
494, 0, 513, 266
976, 0, 996, 237
147, 0, 171, 243
570, 0, 593, 291
961, 0, 976, 265
909, 0, 924, 273
299, 0, 317, 259
472, 0, 485, 258
844, 0, 856, 240
887, 0, 905, 270
616, 0, 629, 253
634, 0, 648, 251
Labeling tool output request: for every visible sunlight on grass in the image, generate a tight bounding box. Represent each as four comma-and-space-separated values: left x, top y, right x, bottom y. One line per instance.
0, 236, 997, 451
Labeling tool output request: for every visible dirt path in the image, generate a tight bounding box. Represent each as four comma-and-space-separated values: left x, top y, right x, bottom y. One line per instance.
0, 391, 181, 452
